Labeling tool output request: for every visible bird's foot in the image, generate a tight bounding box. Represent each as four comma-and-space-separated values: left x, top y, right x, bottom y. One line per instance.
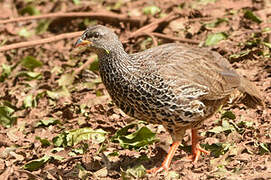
189, 128, 209, 162
146, 164, 169, 174
146, 141, 180, 174
188, 145, 209, 162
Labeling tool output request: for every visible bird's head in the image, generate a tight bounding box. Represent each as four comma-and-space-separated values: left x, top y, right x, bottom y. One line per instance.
74, 25, 122, 54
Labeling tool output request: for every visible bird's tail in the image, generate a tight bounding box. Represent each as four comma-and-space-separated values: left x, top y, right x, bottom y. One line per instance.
238, 77, 264, 108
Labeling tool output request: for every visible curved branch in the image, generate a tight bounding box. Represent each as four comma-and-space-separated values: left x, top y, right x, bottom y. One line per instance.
0, 12, 144, 25
0, 31, 84, 52
151, 32, 200, 44
129, 12, 177, 38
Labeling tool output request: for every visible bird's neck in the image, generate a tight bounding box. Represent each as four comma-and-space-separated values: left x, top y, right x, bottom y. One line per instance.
98, 46, 132, 72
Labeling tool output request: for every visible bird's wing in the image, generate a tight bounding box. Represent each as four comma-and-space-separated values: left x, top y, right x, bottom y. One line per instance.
132, 43, 241, 101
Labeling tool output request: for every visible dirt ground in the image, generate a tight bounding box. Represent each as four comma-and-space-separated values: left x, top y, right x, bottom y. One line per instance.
0, 0, 271, 179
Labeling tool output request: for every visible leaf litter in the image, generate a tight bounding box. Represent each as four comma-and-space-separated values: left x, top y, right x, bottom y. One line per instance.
0, 0, 271, 179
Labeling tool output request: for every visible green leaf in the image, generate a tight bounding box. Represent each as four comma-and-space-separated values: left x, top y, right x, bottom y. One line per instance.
36, 118, 60, 127
202, 143, 231, 158
262, 42, 271, 49
112, 124, 157, 150
36, 136, 51, 147
21, 56, 43, 71
51, 147, 64, 153
221, 119, 235, 131
72, 148, 84, 155
16, 71, 42, 80
168, 171, 180, 179
0, 64, 11, 82
66, 128, 107, 146
36, 20, 52, 34
208, 119, 235, 134
122, 165, 146, 179
143, 6, 161, 15
46, 88, 70, 100
18, 28, 32, 38
107, 151, 119, 157
53, 128, 107, 147
72, 0, 80, 5
57, 73, 75, 87
262, 27, 271, 33
52, 132, 68, 147
89, 58, 99, 72
24, 94, 33, 108
221, 111, 236, 120
23, 154, 51, 171
90, 129, 108, 144
207, 126, 224, 134
111, 1, 123, 10
205, 32, 228, 46
244, 10, 262, 24
50, 154, 64, 161
198, 0, 216, 5
259, 143, 270, 154
230, 50, 251, 60
71, 143, 89, 155
237, 120, 254, 128
140, 37, 153, 50
205, 18, 228, 28
0, 106, 17, 128
20, 5, 40, 16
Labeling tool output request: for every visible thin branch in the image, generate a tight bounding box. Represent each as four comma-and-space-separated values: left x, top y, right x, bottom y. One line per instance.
0, 31, 84, 52
144, 32, 158, 47
151, 32, 200, 44
129, 12, 177, 38
73, 56, 96, 75
0, 12, 144, 25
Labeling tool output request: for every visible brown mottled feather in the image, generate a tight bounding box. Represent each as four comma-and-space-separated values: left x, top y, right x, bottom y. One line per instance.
77, 25, 263, 142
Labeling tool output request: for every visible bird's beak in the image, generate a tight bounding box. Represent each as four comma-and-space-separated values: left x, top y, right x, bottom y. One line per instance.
74, 38, 92, 48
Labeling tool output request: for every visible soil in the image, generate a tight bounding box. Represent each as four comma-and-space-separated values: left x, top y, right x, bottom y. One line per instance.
0, 0, 270, 179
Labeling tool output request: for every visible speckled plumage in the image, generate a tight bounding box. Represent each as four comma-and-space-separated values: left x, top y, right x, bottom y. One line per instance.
77, 25, 263, 142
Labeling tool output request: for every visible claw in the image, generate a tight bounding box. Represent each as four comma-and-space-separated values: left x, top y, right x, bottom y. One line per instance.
188, 145, 209, 162
146, 141, 180, 174
146, 166, 168, 174
190, 128, 209, 162
147, 129, 210, 174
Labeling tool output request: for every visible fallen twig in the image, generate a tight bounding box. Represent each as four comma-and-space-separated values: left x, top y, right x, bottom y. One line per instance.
0, 12, 144, 26
151, 32, 200, 44
73, 56, 96, 75
129, 12, 177, 38
0, 31, 83, 52
145, 32, 158, 47
60, 155, 83, 164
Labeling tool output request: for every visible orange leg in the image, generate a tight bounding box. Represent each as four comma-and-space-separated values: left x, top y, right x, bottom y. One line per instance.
147, 141, 180, 174
190, 128, 209, 162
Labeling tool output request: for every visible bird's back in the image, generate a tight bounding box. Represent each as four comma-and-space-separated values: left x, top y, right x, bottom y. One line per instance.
100, 43, 263, 129
128, 43, 262, 124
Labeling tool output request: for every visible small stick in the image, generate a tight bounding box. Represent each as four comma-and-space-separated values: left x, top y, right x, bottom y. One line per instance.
0, 12, 144, 25
151, 32, 200, 44
0, 31, 84, 52
144, 32, 158, 47
129, 12, 177, 38
73, 56, 96, 75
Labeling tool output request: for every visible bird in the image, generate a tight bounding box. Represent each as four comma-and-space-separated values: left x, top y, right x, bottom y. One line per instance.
74, 25, 263, 173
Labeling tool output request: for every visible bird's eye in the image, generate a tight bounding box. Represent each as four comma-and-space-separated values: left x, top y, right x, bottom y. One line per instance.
93, 32, 100, 38
89, 32, 100, 38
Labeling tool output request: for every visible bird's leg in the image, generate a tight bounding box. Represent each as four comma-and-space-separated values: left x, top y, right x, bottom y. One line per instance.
190, 128, 209, 162
147, 141, 181, 174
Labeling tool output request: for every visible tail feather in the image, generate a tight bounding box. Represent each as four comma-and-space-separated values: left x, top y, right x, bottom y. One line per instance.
238, 77, 264, 108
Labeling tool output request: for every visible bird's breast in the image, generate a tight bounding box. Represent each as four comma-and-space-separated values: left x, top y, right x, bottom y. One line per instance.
99, 62, 204, 126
